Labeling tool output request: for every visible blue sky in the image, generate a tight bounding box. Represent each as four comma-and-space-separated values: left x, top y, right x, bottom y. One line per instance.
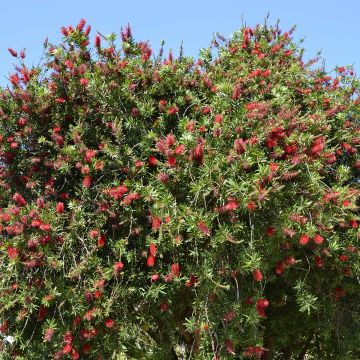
1, 0, 359, 86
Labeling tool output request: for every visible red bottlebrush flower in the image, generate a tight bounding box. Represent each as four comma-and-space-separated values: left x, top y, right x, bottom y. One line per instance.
171, 263, 180, 277
121, 24, 132, 42
223, 199, 239, 212
256, 298, 269, 317
8, 48, 18, 57
114, 262, 124, 274
64, 60, 74, 70
95, 34, 101, 47
94, 290, 102, 299
288, 213, 308, 225
338, 66, 346, 73
31, 219, 42, 228
80, 78, 89, 87
299, 234, 310, 245
39, 223, 52, 232
105, 319, 115, 328
283, 227, 296, 238
285, 256, 296, 266
167, 106, 179, 115
62, 343, 72, 354
56, 202, 64, 213
0, 320, 9, 334
214, 114, 223, 124
313, 234, 324, 245
97, 234, 106, 248
174, 144, 185, 155
13, 192, 27, 207
134, 159, 144, 168
148, 155, 158, 167
201, 106, 211, 115
224, 339, 235, 355
7, 247, 19, 260
104, 185, 128, 200
151, 274, 159, 282
89, 229, 99, 239
17, 117, 27, 126
232, 84, 242, 100
246, 201, 257, 212
160, 301, 168, 312
147, 254, 155, 267
151, 216, 161, 230
223, 310, 236, 322
76, 18, 86, 31
244, 346, 265, 358
84, 149, 96, 162
71, 349, 79, 360
339, 254, 348, 262
266, 226, 276, 237
343, 200, 351, 207
185, 274, 198, 287
60, 26, 69, 36
252, 268, 263, 282
167, 156, 176, 167
261, 69, 271, 77
55, 98, 65, 104
315, 255, 324, 268
84, 25, 91, 37
149, 242, 157, 257
159, 99, 167, 109
197, 221, 211, 236
83, 175, 92, 188
43, 328, 54, 342
271, 44, 281, 53
275, 261, 285, 275
63, 331, 73, 344
349, 219, 358, 228
122, 192, 140, 206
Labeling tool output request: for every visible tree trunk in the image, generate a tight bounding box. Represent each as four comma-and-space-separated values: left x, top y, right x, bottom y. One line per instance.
261, 335, 274, 360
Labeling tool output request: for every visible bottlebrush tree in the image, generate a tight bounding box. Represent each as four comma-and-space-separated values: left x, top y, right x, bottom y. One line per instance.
0, 18, 359, 360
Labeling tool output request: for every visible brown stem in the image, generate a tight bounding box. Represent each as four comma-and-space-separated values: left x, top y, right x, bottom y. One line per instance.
261, 335, 274, 360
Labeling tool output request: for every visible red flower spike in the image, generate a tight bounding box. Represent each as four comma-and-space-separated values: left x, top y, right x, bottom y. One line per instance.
56, 202, 64, 213
149, 243, 157, 256
151, 216, 161, 230
105, 319, 115, 328
313, 234, 324, 245
148, 155, 158, 167
83, 175, 92, 188
252, 268, 263, 282
13, 193, 27, 207
224, 339, 235, 354
197, 221, 211, 236
8, 48, 18, 57
299, 234, 310, 245
266, 226, 276, 237
62, 343, 72, 354
171, 263, 180, 277
151, 274, 159, 282
97, 234, 106, 248
114, 262, 124, 274
246, 201, 257, 211
95, 35, 101, 47
147, 254, 155, 267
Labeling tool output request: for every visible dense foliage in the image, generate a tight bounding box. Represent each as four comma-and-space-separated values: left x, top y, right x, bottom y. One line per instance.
0, 19, 359, 359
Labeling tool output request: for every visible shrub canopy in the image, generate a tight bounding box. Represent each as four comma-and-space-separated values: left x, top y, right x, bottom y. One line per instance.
0, 19, 360, 359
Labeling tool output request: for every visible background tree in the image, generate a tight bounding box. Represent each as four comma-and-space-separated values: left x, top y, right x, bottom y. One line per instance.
0, 18, 359, 359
